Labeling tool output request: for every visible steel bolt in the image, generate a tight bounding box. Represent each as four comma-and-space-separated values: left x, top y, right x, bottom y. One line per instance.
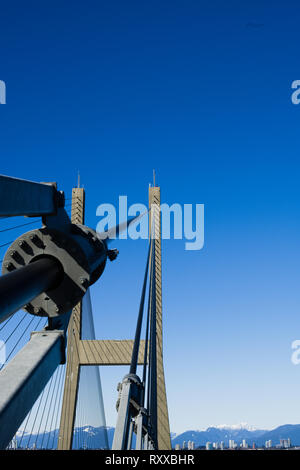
80, 277, 87, 286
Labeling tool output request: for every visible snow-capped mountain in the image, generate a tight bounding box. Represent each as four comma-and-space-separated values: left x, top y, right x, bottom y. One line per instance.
211, 423, 259, 432
12, 423, 300, 449
171, 424, 300, 448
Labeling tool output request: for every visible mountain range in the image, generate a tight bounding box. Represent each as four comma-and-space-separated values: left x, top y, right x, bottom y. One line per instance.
172, 423, 300, 448
12, 423, 300, 449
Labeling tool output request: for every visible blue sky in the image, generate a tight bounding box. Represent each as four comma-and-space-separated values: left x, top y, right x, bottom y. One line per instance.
1, 0, 300, 433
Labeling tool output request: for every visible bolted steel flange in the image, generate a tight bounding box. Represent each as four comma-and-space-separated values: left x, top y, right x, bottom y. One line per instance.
2, 227, 91, 318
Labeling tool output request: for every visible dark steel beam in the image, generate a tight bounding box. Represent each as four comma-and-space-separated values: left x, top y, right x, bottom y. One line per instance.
130, 242, 151, 375
0, 257, 63, 324
0, 175, 63, 217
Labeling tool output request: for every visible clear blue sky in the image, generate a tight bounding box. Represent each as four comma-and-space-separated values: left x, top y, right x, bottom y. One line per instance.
1, 1, 300, 434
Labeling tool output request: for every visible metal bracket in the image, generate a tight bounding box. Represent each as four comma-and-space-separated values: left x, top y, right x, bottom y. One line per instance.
112, 373, 144, 450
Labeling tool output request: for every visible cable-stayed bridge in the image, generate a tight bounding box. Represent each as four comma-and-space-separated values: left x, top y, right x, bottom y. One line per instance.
0, 175, 171, 450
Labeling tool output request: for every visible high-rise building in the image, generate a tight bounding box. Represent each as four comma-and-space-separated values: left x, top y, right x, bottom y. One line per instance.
229, 439, 237, 449
188, 440, 195, 450
242, 439, 248, 449
265, 440, 272, 449
280, 438, 291, 448
175, 444, 180, 450
206, 442, 213, 450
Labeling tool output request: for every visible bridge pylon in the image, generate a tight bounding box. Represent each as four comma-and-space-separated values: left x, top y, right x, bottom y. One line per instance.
57, 187, 85, 450
57, 184, 171, 450
149, 185, 171, 450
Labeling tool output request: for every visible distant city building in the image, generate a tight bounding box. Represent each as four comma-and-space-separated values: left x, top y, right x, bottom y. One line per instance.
241, 439, 248, 449
182, 441, 186, 449
220, 441, 224, 450
265, 440, 272, 449
206, 442, 213, 450
187, 440, 195, 450
229, 439, 237, 449
175, 444, 180, 450
279, 438, 291, 449
213, 442, 219, 449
